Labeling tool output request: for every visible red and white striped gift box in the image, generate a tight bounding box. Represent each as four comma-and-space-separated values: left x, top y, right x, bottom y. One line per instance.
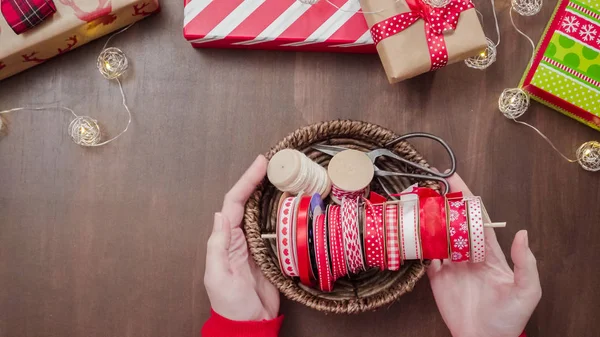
183, 0, 376, 53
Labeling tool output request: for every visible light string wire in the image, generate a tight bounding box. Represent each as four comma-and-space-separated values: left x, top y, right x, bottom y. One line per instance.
0, 24, 134, 147
504, 8, 575, 162
499, 3, 600, 171
464, 0, 500, 68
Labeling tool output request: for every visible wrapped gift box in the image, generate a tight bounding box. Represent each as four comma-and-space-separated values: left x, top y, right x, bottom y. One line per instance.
521, 0, 600, 130
0, 0, 160, 81
183, 0, 376, 53
360, 0, 487, 83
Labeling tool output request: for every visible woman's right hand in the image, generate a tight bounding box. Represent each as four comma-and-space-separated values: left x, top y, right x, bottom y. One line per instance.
428, 174, 542, 337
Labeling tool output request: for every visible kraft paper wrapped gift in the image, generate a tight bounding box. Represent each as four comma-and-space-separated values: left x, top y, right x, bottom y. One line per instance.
360, 0, 487, 83
0, 0, 160, 81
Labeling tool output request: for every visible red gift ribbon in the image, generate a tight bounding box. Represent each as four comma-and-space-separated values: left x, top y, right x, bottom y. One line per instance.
369, 0, 475, 71
328, 205, 347, 279
314, 214, 334, 292
364, 202, 386, 270
296, 195, 315, 287
407, 187, 449, 260
447, 198, 470, 262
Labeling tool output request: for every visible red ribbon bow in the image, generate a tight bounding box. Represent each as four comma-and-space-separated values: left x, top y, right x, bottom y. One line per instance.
370, 0, 474, 70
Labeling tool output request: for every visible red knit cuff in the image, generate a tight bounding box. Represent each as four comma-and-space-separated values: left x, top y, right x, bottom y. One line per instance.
201, 309, 284, 337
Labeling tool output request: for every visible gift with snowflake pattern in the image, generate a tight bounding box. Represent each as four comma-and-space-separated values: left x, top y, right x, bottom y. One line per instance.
521, 0, 600, 130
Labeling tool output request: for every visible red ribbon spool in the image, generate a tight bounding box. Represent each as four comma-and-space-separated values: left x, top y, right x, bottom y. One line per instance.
296, 195, 316, 286
328, 205, 347, 280
314, 214, 334, 292
413, 188, 449, 260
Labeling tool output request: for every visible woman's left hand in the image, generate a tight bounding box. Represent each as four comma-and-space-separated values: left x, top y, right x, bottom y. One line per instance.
204, 155, 280, 321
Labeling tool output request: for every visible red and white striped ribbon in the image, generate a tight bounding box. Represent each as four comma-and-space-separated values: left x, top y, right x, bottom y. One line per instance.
331, 184, 366, 205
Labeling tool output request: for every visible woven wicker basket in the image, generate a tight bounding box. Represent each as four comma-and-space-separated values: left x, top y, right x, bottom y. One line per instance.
244, 120, 441, 314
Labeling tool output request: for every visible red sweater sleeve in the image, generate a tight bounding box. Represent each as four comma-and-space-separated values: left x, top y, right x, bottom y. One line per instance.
201, 309, 284, 337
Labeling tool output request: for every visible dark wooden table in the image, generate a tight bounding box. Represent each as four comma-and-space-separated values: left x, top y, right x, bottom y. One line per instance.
1, 0, 599, 336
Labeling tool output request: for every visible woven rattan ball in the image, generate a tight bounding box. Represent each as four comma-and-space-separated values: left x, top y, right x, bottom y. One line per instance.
244, 120, 441, 314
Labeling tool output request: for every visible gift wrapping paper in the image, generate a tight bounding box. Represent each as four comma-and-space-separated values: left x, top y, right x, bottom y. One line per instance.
0, 0, 160, 81
360, 0, 486, 83
183, 0, 376, 53
521, 0, 600, 130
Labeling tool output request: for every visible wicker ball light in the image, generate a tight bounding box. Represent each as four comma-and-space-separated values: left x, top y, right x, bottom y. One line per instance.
243, 120, 442, 314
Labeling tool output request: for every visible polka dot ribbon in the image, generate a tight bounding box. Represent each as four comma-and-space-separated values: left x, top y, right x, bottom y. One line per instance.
369, 0, 475, 71
364, 202, 386, 270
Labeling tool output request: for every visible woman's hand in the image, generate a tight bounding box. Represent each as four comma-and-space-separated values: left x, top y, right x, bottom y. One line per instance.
204, 155, 280, 321
428, 174, 542, 337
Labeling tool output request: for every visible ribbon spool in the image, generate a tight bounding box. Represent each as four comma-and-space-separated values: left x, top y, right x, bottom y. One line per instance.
296, 195, 316, 287
465, 197, 486, 263
384, 203, 401, 271
341, 196, 364, 274
267, 149, 331, 197
277, 194, 299, 277
327, 149, 374, 205
364, 202, 386, 270
447, 197, 470, 262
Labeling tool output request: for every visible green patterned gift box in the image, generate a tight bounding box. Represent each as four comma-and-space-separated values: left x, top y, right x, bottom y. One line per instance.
522, 0, 600, 130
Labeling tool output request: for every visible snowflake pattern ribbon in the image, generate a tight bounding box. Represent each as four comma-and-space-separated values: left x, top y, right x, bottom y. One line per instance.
370, 0, 475, 70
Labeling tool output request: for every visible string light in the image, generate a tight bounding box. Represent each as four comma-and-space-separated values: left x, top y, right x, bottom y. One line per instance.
496, 2, 598, 172
465, 0, 499, 69
498, 88, 529, 119
97, 47, 129, 80
511, 0, 542, 16
465, 38, 498, 69
0, 24, 134, 147
576, 141, 600, 172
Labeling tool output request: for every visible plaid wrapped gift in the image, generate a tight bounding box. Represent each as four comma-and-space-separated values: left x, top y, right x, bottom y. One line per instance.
1, 0, 57, 34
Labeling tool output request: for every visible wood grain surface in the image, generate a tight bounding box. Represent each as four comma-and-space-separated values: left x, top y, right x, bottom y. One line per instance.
1, 0, 599, 336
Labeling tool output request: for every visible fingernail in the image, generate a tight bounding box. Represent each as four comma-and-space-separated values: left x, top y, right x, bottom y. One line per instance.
523, 230, 529, 248
214, 213, 223, 232
444, 169, 451, 174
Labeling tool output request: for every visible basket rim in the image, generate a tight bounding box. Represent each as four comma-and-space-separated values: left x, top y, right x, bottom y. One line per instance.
243, 120, 438, 314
